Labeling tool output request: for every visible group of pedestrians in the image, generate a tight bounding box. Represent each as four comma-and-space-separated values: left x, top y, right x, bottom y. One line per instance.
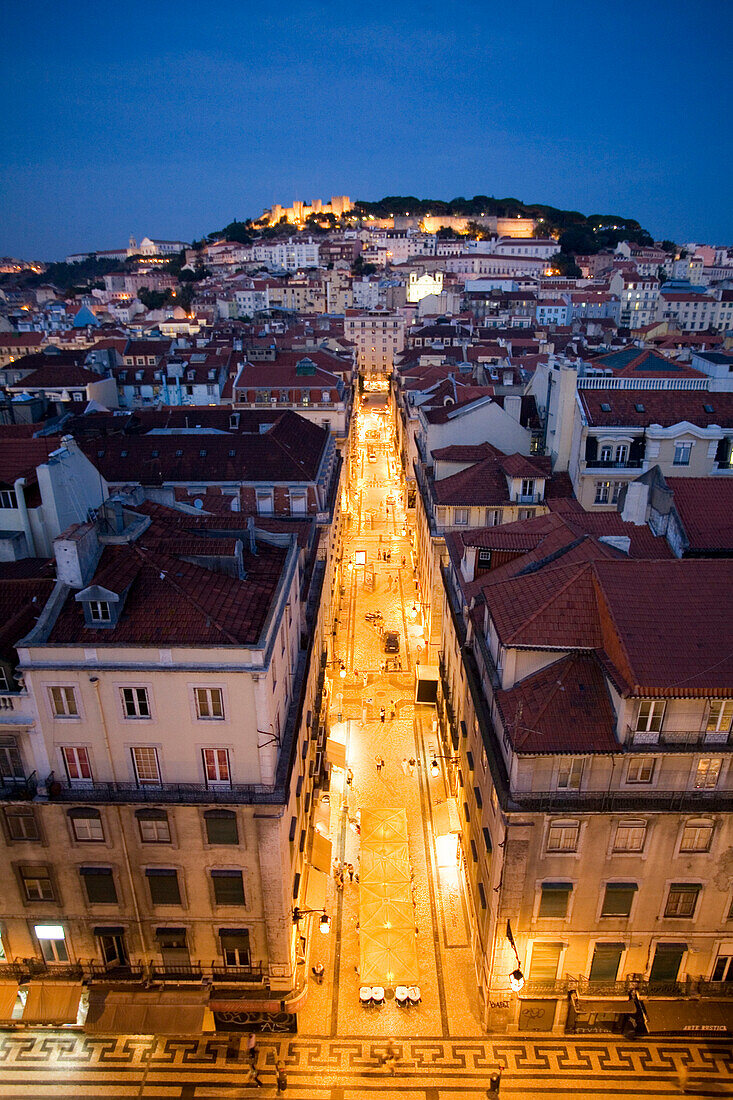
332, 857, 357, 889
239, 1034, 288, 1092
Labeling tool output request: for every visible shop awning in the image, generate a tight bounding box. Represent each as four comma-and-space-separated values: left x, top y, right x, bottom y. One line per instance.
305, 868, 327, 911
433, 797, 460, 836
0, 980, 20, 1023
23, 982, 83, 1025
326, 723, 347, 769
311, 829, 333, 874
85, 988, 211, 1035
641, 998, 733, 1035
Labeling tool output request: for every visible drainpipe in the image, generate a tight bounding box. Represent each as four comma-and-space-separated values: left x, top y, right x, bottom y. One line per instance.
89, 675, 146, 956
13, 477, 36, 556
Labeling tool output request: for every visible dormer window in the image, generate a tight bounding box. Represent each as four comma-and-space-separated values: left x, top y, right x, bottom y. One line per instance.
89, 601, 111, 623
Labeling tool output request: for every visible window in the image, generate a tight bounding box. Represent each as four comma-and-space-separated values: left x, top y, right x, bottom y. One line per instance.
35, 924, 68, 963
195, 688, 224, 720
707, 700, 733, 737
136, 809, 171, 843
69, 808, 104, 842
528, 942, 562, 982
712, 954, 733, 983
131, 746, 161, 786
211, 869, 246, 906
49, 686, 78, 717
557, 757, 584, 790
256, 490, 274, 515
61, 745, 92, 785
221, 929, 250, 967
613, 820, 647, 852
588, 942, 624, 982
80, 867, 117, 904
146, 868, 181, 905
594, 480, 610, 504
601, 882, 637, 917
673, 441, 693, 466
290, 491, 307, 515
538, 882, 572, 918
665, 883, 700, 918
635, 700, 665, 737
626, 756, 656, 784
121, 687, 150, 718
546, 820, 579, 853
205, 809, 238, 845
0, 737, 24, 780
615, 444, 628, 464
4, 807, 39, 841
680, 820, 713, 853
88, 601, 111, 622
0, 489, 18, 509
694, 757, 722, 789
520, 479, 535, 498
20, 865, 56, 902
453, 507, 469, 525
202, 748, 230, 786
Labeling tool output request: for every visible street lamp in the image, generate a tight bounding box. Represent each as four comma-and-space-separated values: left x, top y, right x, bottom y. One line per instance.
506, 920, 524, 991
339, 662, 346, 679
430, 754, 458, 778
293, 907, 331, 934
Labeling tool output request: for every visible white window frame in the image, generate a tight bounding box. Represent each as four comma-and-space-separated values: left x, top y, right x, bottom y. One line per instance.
70, 811, 104, 842
202, 748, 231, 787
673, 440, 693, 466
120, 686, 151, 719
48, 685, 79, 719
194, 688, 225, 720
693, 757, 722, 790
89, 600, 111, 623
612, 819, 647, 853
556, 757, 584, 790
625, 756, 656, 784
663, 882, 701, 920
635, 700, 665, 736
679, 819, 714, 854
453, 507, 469, 526
131, 746, 161, 787
546, 819, 580, 853
256, 489, 274, 515
706, 700, 733, 736
60, 745, 93, 786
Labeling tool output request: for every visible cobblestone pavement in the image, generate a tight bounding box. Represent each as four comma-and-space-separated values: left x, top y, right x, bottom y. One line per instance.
0, 1030, 732, 1096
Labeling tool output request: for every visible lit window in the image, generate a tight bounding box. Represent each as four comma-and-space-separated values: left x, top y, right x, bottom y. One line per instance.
707, 701, 733, 736
694, 757, 722, 790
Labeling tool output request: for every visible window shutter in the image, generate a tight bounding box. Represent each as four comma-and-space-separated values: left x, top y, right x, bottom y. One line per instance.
538, 882, 572, 918
529, 942, 563, 982
588, 942, 624, 982
146, 868, 181, 905
204, 810, 238, 845
80, 867, 117, 904
211, 870, 245, 906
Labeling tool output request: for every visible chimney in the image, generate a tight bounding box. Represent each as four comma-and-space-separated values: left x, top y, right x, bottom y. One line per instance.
504, 394, 522, 421
621, 480, 650, 526
54, 522, 102, 588
247, 515, 258, 555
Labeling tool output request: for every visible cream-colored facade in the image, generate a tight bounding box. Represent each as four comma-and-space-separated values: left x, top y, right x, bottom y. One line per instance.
436, 550, 733, 1034
0, 515, 333, 1012
344, 312, 405, 379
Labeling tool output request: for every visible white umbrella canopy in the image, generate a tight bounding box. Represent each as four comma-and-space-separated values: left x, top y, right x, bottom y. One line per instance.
360, 845, 411, 884
360, 897, 415, 932
360, 808, 409, 845
359, 924, 420, 986
359, 878, 412, 905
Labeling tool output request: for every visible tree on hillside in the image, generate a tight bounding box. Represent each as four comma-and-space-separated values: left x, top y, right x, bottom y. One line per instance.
549, 252, 582, 278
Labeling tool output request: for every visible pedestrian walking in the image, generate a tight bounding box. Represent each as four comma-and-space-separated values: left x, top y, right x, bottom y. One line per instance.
381, 1039, 398, 1076
390, 700, 396, 720
380, 705, 385, 724
247, 1031, 257, 1063
337, 871, 344, 891
377, 549, 382, 561
408, 757, 416, 777
276, 1060, 288, 1093
312, 962, 324, 983
346, 767, 353, 787
332, 858, 341, 882
401, 757, 408, 775
401, 554, 406, 567
244, 1063, 264, 1087
347, 862, 354, 882
375, 754, 384, 774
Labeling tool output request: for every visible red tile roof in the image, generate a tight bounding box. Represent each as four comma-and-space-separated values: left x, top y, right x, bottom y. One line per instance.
580, 389, 733, 429
666, 477, 733, 551
495, 651, 618, 752
0, 438, 64, 486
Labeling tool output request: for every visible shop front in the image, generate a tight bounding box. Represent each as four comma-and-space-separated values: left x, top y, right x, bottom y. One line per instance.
566, 989, 639, 1034
638, 997, 733, 1037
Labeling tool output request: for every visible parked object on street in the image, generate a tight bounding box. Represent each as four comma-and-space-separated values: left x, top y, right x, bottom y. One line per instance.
383, 630, 400, 653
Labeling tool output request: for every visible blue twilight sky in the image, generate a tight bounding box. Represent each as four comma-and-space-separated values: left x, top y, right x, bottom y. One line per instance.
1, 0, 731, 259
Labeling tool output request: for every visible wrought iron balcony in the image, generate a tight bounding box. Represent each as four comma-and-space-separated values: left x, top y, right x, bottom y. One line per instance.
46, 777, 283, 805
627, 724, 731, 748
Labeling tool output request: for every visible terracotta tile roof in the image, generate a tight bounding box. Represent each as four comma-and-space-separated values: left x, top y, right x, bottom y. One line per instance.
431, 442, 503, 463
0, 574, 56, 662
423, 392, 497, 425
0, 438, 64, 486
48, 536, 288, 646
433, 457, 510, 505
495, 651, 618, 752
7, 364, 102, 390
0, 333, 44, 348
499, 454, 551, 479
81, 411, 328, 485
666, 477, 733, 551
580, 389, 733, 429
480, 560, 606, 648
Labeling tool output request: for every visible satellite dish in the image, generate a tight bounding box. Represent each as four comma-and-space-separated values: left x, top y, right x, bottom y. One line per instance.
194, 498, 204, 510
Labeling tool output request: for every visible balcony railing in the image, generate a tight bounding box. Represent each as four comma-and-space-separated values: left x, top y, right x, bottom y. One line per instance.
46, 778, 283, 805
0, 959, 265, 986
583, 460, 644, 471
0, 772, 37, 801
627, 724, 731, 748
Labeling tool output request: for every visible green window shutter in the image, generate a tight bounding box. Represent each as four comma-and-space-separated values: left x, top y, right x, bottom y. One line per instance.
538, 882, 572, 918
529, 942, 563, 982
601, 883, 637, 917
212, 870, 245, 906
588, 942, 624, 981
146, 868, 181, 905
80, 867, 117, 904
205, 810, 238, 845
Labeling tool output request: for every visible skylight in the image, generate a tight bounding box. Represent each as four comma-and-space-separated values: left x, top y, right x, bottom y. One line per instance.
600, 402, 611, 412
635, 403, 645, 413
